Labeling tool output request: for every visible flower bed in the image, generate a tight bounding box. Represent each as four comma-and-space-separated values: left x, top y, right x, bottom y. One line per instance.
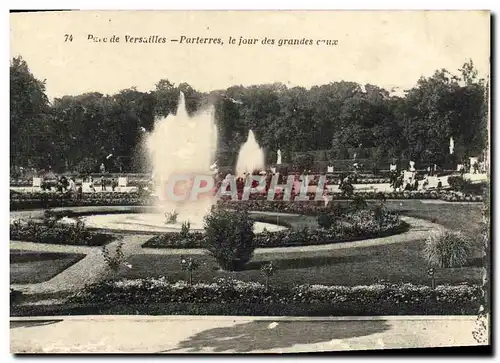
143, 209, 408, 249
64, 278, 481, 316
308, 177, 391, 186
439, 191, 484, 202
10, 191, 153, 210
10, 219, 114, 246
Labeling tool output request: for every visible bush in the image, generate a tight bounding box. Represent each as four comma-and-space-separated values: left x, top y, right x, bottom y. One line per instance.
349, 195, 368, 212
339, 177, 354, 197
447, 176, 487, 196
164, 211, 178, 224
317, 203, 349, 229
42, 208, 58, 228
66, 278, 481, 316
317, 211, 334, 229
10, 288, 24, 306
102, 241, 126, 274
203, 206, 256, 271
180, 221, 191, 239
423, 231, 473, 268
447, 176, 472, 192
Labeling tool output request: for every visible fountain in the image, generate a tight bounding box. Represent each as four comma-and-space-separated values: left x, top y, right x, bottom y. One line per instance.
144, 91, 218, 228
235, 130, 265, 176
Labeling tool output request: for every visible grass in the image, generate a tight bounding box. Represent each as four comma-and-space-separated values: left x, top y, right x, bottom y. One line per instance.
10, 250, 86, 284
118, 201, 484, 287
384, 200, 484, 255
384, 200, 482, 236
120, 242, 482, 287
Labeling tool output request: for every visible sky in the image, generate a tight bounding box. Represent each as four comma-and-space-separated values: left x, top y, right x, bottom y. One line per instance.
10, 10, 490, 101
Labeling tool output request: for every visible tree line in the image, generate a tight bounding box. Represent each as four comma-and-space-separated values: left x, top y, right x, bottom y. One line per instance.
10, 56, 488, 175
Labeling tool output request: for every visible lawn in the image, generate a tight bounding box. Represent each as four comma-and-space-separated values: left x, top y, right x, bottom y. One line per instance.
10, 250, 86, 284
118, 201, 484, 287
384, 200, 483, 238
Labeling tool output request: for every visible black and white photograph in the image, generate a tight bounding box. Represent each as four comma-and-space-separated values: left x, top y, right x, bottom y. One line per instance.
8, 10, 491, 353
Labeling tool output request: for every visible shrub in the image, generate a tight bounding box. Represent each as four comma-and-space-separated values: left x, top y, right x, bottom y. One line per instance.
371, 204, 386, 222
339, 177, 354, 197
164, 211, 178, 224
180, 221, 191, 239
349, 195, 368, 212
317, 211, 334, 229
42, 209, 57, 228
102, 241, 126, 275
10, 288, 24, 306
317, 203, 349, 229
423, 231, 473, 268
375, 191, 386, 203
203, 206, 256, 271
447, 176, 471, 192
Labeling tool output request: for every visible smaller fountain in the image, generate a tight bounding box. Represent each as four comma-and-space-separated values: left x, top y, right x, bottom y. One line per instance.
235, 130, 265, 176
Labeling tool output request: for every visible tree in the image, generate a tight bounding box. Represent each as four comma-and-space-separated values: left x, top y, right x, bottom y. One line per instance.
153, 79, 177, 118
10, 56, 51, 169
10, 55, 488, 174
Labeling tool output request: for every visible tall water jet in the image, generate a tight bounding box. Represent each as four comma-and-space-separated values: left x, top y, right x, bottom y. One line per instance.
145, 92, 218, 226
236, 130, 265, 176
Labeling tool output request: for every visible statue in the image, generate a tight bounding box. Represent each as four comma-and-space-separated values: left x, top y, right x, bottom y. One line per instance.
210, 161, 218, 174
100, 163, 106, 173
409, 161, 415, 172
277, 149, 282, 165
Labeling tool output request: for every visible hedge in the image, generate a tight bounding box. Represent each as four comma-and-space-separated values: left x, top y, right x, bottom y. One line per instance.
58, 278, 481, 316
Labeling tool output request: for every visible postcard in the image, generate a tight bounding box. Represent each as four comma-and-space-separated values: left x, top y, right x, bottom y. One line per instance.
9, 10, 490, 354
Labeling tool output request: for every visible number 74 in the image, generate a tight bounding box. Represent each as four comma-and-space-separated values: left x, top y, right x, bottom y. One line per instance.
64, 34, 73, 42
